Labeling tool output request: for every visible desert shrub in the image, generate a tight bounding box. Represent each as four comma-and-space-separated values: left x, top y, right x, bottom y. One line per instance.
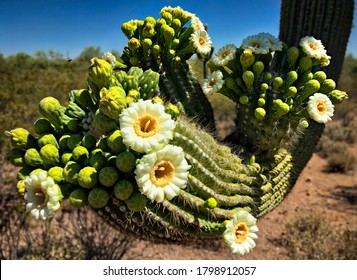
281, 212, 357, 260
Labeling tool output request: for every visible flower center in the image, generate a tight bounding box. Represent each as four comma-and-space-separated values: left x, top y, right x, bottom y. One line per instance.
134, 115, 158, 138
150, 160, 175, 187
220, 50, 229, 59
34, 187, 47, 208
309, 42, 317, 50
316, 100, 327, 114
208, 78, 216, 87
235, 222, 249, 244
199, 37, 206, 46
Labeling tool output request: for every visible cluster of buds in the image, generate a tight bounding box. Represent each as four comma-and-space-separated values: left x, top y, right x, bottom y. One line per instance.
5, 7, 348, 257
205, 33, 347, 155
121, 6, 212, 70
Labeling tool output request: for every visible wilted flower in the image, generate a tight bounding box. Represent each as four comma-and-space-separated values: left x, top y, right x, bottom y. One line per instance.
202, 70, 224, 95
102, 52, 117, 67
223, 210, 259, 256
135, 145, 191, 203
119, 99, 176, 153
24, 171, 62, 220
307, 93, 334, 123
190, 15, 205, 31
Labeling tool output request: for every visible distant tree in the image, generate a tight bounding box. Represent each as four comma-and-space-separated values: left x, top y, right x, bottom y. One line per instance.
77, 46, 102, 62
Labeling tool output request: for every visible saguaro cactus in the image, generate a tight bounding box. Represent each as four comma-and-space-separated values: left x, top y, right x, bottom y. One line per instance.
5, 5, 351, 256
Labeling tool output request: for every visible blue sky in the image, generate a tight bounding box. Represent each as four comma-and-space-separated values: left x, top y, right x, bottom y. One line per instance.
1, 0, 356, 58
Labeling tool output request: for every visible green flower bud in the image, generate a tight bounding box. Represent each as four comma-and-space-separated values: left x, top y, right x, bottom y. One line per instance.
297, 79, 320, 103
239, 95, 249, 105
88, 188, 109, 208
225, 77, 237, 91
298, 118, 309, 129
7, 148, 25, 167
78, 166, 98, 189
98, 137, 111, 152
171, 18, 181, 34
142, 38, 152, 59
257, 98, 266, 107
99, 166, 119, 187
107, 130, 126, 154
121, 20, 138, 39
69, 188, 88, 207
63, 161, 81, 184
48, 166, 64, 183
129, 56, 139, 66
252, 61, 265, 77
144, 16, 156, 25
40, 144, 60, 166
254, 107, 266, 121
263, 72, 272, 83
81, 134, 96, 150
67, 134, 82, 151
114, 179, 134, 200
17, 166, 32, 180
287, 46, 299, 69
71, 89, 96, 111
126, 90, 139, 102
38, 134, 59, 148
242, 71, 254, 92
58, 135, 70, 151
65, 101, 86, 119
39, 97, 72, 129
313, 71, 327, 84
61, 152, 72, 165
24, 148, 43, 167
328, 90, 348, 104
72, 146, 89, 164
99, 86, 127, 120
33, 118, 53, 135
88, 58, 112, 95
272, 77, 283, 91
162, 24, 175, 46
260, 83, 269, 93
142, 23, 156, 38
153, 44, 161, 58
92, 110, 118, 135
298, 57, 312, 72
89, 152, 107, 171
139, 69, 160, 99
67, 119, 81, 133
204, 197, 217, 209
5, 128, 37, 149
125, 192, 146, 212
116, 151, 136, 173
161, 12, 172, 25
285, 86, 298, 98
17, 180, 26, 195
128, 37, 141, 53
240, 49, 255, 70
122, 75, 139, 92
273, 99, 290, 117
107, 155, 117, 167
30, 168, 46, 175
285, 71, 298, 88
319, 79, 336, 94
165, 103, 180, 120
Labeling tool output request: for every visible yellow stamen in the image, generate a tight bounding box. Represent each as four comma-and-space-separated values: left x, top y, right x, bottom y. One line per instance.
134, 115, 158, 138
234, 222, 249, 244
220, 50, 229, 59
208, 78, 216, 87
150, 160, 175, 187
199, 37, 205, 46
309, 42, 317, 50
317, 100, 327, 115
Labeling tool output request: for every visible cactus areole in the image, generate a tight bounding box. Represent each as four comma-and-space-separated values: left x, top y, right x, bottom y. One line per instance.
5, 6, 348, 256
